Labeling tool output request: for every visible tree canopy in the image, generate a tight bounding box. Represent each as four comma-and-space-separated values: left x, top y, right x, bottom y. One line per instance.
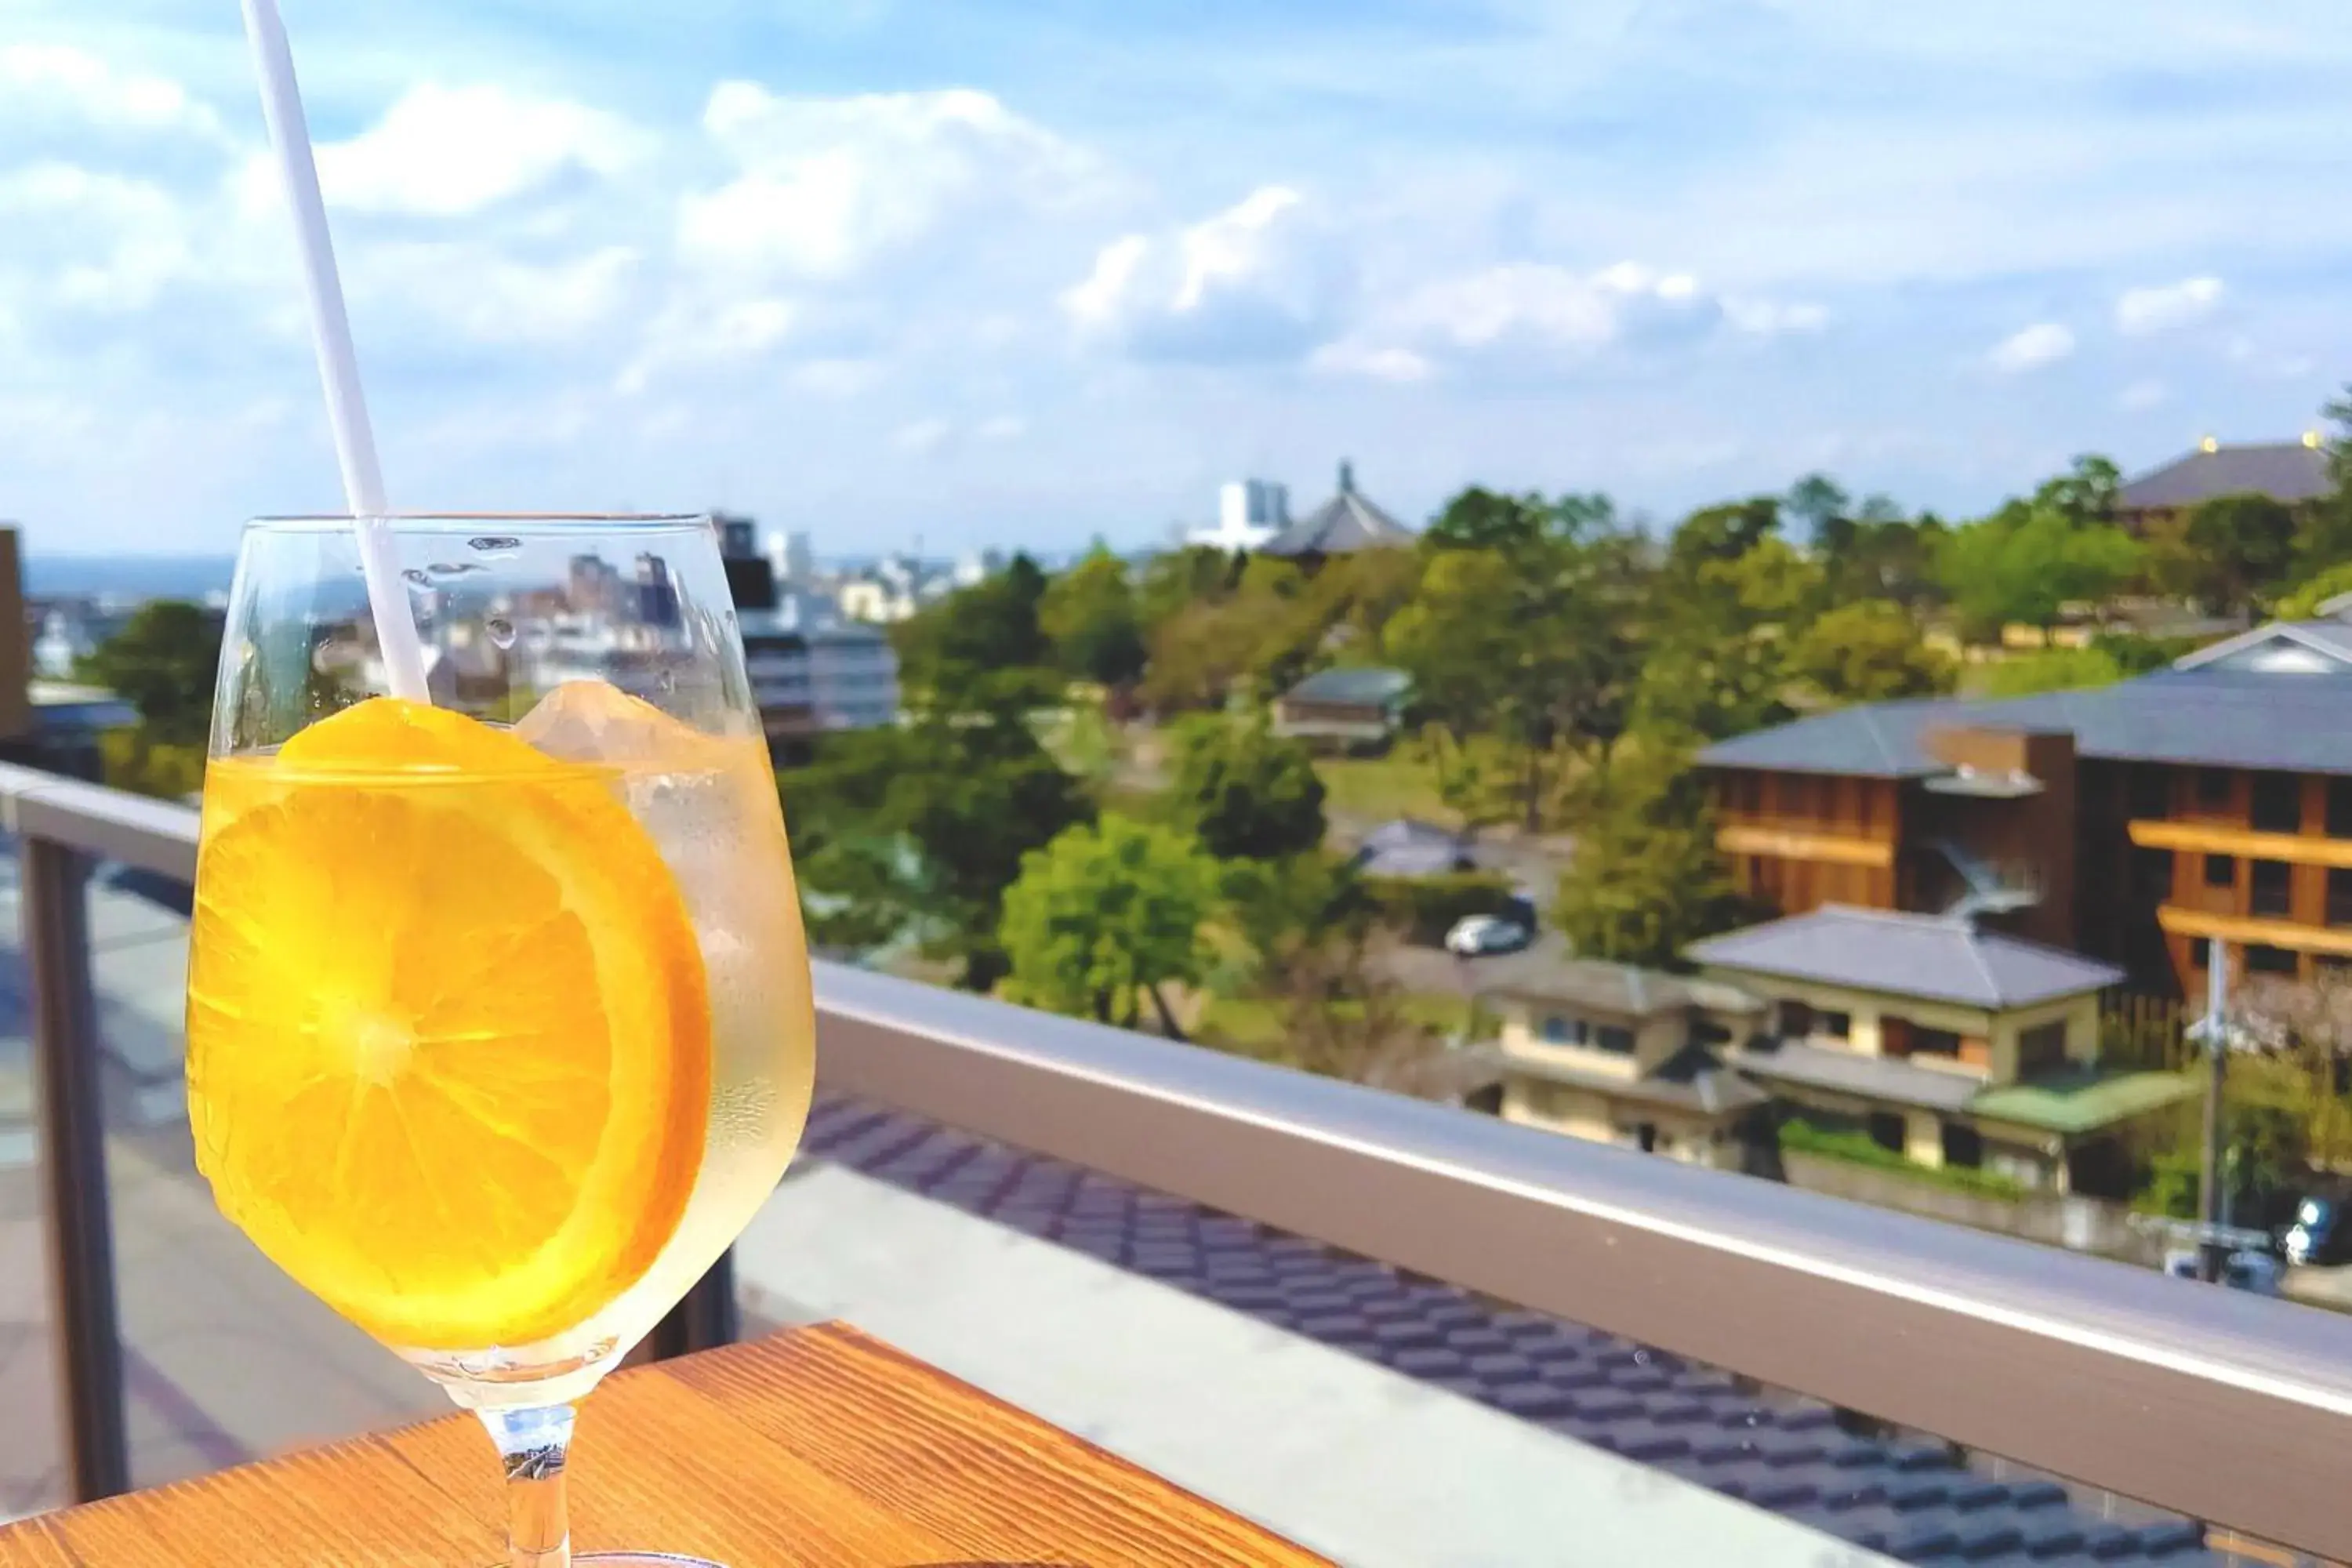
998, 814, 1220, 1034
1167, 712, 1327, 861
1039, 546, 1147, 688
82, 600, 223, 746
782, 677, 1091, 989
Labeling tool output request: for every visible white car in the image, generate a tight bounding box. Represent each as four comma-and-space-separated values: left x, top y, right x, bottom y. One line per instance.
1446, 914, 1532, 956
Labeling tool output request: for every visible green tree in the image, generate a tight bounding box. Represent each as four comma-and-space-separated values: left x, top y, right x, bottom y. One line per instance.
1664, 496, 1782, 574
1040, 546, 1147, 688
998, 815, 1220, 1035
783, 678, 1091, 988
1784, 472, 1851, 543
2183, 491, 2300, 612
1167, 712, 1327, 860
81, 600, 223, 746
1973, 645, 2125, 697
1388, 491, 1642, 829
1786, 601, 1954, 703
2275, 561, 2352, 620
891, 553, 1053, 698
1935, 506, 2141, 640
2033, 454, 2122, 524
1636, 534, 1826, 741
1136, 544, 1238, 635
1551, 733, 1745, 967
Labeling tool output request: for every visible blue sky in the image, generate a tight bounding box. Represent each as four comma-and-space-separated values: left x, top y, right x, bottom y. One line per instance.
4, 1, 2350, 557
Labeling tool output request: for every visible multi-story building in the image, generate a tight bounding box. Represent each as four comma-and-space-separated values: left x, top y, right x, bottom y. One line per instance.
1701, 613, 2352, 998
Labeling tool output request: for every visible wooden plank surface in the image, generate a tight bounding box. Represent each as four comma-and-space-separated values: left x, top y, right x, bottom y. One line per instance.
0, 1323, 1330, 1567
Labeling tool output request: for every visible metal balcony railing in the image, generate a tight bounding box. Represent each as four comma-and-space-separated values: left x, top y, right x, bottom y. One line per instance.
13, 764, 2352, 1559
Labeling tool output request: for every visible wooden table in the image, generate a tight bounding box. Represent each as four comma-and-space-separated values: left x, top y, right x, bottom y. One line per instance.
0, 1323, 1330, 1566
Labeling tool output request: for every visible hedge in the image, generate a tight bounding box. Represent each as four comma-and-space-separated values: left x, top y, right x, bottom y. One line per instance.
1359, 871, 1526, 946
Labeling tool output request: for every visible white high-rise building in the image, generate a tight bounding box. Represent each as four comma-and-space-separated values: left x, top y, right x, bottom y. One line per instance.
771, 529, 816, 584
1190, 479, 1290, 551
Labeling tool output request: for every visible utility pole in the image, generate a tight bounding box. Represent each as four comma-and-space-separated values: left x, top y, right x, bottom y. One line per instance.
2198, 943, 2230, 1283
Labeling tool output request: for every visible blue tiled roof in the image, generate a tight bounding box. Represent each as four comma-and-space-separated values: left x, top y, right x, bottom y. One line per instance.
1699, 669, 2352, 779
803, 1091, 2223, 1566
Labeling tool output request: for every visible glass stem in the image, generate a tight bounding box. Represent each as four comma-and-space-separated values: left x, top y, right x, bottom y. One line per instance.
481, 1403, 576, 1568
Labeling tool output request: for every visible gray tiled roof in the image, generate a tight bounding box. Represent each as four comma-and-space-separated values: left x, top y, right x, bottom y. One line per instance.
1283, 666, 1412, 706
1475, 953, 1762, 1021
1700, 667, 2352, 777
2115, 441, 2330, 511
1687, 906, 2124, 1010
2171, 618, 2352, 673
1728, 1038, 1984, 1113
1260, 466, 1416, 557
804, 1091, 2221, 1565
1491, 1041, 1773, 1116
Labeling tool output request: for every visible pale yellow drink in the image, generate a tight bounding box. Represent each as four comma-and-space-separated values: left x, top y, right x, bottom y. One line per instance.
187, 683, 814, 1407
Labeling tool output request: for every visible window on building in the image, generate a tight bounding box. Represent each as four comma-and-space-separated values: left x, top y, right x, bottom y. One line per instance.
2132, 848, 2175, 902
2248, 944, 2299, 976
2017, 1019, 2069, 1077
2328, 869, 2352, 928
2330, 778, 2352, 839
2205, 853, 2237, 889
1634, 1123, 1658, 1153
1819, 1010, 1852, 1040
1867, 1112, 1907, 1154
2197, 768, 2232, 811
2190, 937, 2212, 969
2252, 859, 2293, 918
1910, 1027, 1963, 1060
1940, 1121, 1984, 1169
1777, 1000, 1813, 1038
2251, 773, 2303, 834
2128, 764, 2171, 820
1595, 1025, 1636, 1055
1540, 1014, 1591, 1046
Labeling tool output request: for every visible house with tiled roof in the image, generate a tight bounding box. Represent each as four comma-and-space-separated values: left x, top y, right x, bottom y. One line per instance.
1700, 608, 2352, 998
2112, 435, 2332, 534
1687, 907, 2190, 1194
1473, 952, 1773, 1172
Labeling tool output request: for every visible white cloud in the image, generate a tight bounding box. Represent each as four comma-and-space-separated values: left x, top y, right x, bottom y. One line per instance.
1723, 297, 1831, 336
1062, 186, 1347, 361
615, 295, 800, 393
892, 416, 953, 453
0, 44, 226, 142
1987, 321, 2074, 373
0, 163, 198, 312
680, 83, 1096, 280
975, 414, 1027, 441
361, 244, 641, 344
2115, 275, 2223, 335
1316, 260, 1788, 380
2118, 378, 2169, 412
303, 84, 645, 218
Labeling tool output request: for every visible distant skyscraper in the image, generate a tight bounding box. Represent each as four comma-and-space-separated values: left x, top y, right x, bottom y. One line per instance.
1190, 479, 1290, 551
774, 529, 815, 584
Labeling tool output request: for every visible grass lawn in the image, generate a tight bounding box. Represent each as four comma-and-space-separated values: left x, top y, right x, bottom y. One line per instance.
1197, 989, 1479, 1054
1314, 753, 1456, 827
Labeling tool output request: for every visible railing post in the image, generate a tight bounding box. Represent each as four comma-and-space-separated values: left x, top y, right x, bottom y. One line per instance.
24, 834, 129, 1502
648, 1250, 738, 1362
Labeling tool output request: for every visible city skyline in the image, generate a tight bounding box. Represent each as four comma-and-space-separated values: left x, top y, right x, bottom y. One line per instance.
4, 2, 2352, 556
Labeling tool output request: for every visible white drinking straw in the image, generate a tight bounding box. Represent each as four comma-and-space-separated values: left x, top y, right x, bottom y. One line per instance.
239, 0, 432, 703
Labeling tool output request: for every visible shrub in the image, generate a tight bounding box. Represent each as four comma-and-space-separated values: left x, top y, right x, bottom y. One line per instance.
1778, 1116, 2027, 1201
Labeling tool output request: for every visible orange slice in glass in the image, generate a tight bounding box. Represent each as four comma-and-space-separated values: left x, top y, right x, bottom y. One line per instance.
186, 699, 710, 1350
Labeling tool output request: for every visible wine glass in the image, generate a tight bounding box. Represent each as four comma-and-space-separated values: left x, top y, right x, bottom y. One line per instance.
185, 514, 815, 1566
